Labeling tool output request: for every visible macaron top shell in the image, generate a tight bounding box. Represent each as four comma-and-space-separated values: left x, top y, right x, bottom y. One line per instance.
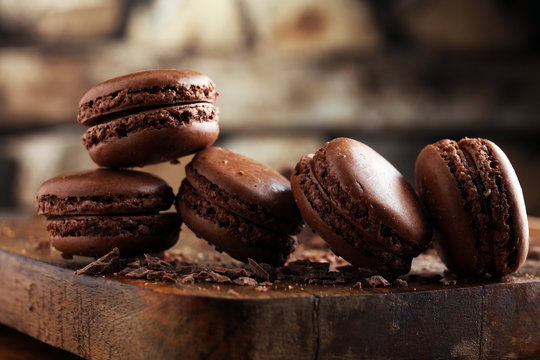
190, 146, 300, 221
36, 168, 174, 215
78, 69, 217, 126
318, 138, 431, 247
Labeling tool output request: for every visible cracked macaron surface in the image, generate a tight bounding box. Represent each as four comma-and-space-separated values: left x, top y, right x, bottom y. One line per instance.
36, 168, 180, 257
415, 138, 528, 276
291, 137, 432, 277
177, 146, 303, 266
78, 69, 219, 168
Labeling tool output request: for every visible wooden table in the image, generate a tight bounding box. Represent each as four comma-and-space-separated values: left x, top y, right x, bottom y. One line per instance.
0, 217, 539, 360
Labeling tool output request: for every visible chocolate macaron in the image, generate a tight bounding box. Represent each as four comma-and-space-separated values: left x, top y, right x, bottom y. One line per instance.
291, 138, 432, 277
415, 137, 528, 277
176, 146, 303, 266
79, 69, 219, 168
36, 169, 180, 257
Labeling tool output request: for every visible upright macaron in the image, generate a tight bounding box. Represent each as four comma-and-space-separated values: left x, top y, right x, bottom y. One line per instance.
36, 169, 180, 257
291, 138, 432, 277
415, 137, 528, 277
79, 69, 219, 168
176, 146, 303, 266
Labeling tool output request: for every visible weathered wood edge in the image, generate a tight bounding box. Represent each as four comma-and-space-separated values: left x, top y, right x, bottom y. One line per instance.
1, 248, 539, 360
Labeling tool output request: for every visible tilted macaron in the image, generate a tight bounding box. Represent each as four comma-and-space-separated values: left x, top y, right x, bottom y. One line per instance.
176, 146, 303, 266
415, 137, 528, 277
78, 69, 219, 168
36, 169, 180, 257
290, 138, 432, 277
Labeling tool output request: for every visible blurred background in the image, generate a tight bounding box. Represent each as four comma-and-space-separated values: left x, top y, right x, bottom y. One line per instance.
0, 0, 539, 217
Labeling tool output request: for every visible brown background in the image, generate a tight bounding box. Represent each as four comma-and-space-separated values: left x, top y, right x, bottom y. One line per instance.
0, 0, 539, 215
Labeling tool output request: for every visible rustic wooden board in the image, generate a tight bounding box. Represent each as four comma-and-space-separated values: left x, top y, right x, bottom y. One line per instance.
0, 217, 539, 360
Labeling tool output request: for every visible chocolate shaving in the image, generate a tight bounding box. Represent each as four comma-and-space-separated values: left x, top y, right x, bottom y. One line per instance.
75, 248, 122, 275
180, 274, 195, 284
123, 267, 151, 279
147, 270, 177, 282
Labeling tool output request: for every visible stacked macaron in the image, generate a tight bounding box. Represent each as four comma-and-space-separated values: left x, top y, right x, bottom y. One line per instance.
37, 69, 221, 257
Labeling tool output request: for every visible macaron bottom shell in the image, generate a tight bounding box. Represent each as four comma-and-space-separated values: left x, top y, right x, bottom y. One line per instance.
46, 213, 180, 257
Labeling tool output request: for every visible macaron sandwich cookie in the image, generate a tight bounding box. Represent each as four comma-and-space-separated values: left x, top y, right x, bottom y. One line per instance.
78, 70, 219, 168
415, 137, 528, 277
177, 146, 303, 266
36, 169, 180, 257
291, 138, 432, 277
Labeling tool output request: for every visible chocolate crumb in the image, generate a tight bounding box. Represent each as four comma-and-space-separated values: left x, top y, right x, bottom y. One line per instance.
248, 258, 271, 281
233, 277, 258, 286
365, 275, 390, 288
439, 277, 458, 286
527, 245, 540, 260
393, 278, 408, 287
255, 286, 268, 292
259, 281, 273, 286
227, 289, 240, 297
75, 248, 122, 275
162, 250, 193, 265
34, 237, 51, 251
353, 281, 362, 289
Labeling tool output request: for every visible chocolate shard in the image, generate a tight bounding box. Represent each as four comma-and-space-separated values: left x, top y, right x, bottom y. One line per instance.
248, 258, 271, 281
143, 253, 175, 271
212, 266, 249, 279
206, 271, 233, 284
75, 248, 123, 275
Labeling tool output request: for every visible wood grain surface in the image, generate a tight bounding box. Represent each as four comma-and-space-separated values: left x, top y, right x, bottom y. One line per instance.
0, 217, 539, 360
